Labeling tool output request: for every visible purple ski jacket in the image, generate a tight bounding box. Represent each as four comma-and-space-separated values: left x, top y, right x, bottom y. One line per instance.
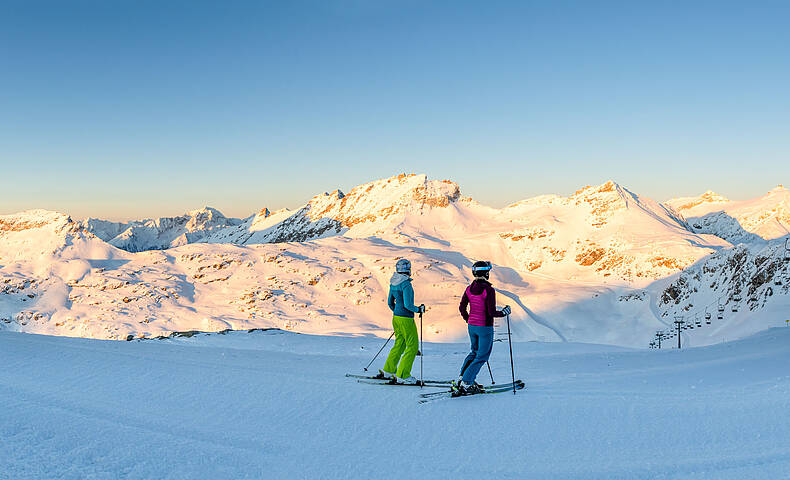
459, 279, 506, 327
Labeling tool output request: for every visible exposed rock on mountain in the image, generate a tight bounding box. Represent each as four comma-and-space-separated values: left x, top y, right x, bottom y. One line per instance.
231, 173, 462, 243
657, 239, 790, 342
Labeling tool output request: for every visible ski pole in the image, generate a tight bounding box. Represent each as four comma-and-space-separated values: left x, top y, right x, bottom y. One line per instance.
506, 313, 516, 395
486, 361, 495, 385
363, 331, 394, 371
419, 308, 424, 389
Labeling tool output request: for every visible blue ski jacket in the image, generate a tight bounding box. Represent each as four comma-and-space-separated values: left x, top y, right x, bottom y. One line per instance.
388, 273, 420, 318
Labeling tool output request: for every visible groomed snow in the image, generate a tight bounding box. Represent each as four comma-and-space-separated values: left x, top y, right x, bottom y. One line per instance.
2, 328, 789, 479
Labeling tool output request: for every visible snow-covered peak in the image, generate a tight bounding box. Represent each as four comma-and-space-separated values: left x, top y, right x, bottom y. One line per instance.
0, 209, 124, 270
568, 180, 633, 218
733, 186, 790, 240
0, 209, 75, 234
177, 206, 233, 231
666, 190, 730, 212
236, 174, 462, 244
571, 180, 622, 196
667, 186, 790, 243
494, 181, 724, 283
304, 173, 461, 226
184, 205, 225, 219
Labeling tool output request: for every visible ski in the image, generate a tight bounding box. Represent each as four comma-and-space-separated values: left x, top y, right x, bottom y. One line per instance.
357, 379, 450, 388
418, 380, 523, 398
418, 381, 525, 403
345, 373, 453, 384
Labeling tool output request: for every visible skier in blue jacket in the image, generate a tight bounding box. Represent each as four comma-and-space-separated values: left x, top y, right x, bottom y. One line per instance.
375, 258, 426, 384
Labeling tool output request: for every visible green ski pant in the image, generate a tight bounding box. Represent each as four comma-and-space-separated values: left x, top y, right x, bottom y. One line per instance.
382, 315, 419, 379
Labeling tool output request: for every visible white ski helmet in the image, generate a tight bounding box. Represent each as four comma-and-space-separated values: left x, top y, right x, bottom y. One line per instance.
395, 258, 411, 274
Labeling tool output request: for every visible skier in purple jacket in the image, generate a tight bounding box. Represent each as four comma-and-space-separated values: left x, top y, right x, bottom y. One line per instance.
454, 261, 511, 395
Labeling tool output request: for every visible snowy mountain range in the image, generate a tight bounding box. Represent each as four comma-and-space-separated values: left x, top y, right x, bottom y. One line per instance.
2, 174, 788, 347
82, 206, 244, 252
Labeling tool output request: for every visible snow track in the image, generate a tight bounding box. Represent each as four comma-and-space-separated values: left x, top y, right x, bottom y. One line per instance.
2, 329, 789, 479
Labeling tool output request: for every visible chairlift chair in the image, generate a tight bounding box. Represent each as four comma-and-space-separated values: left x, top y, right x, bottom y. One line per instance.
718, 304, 725, 312
733, 294, 742, 302
717, 313, 724, 320
732, 305, 738, 312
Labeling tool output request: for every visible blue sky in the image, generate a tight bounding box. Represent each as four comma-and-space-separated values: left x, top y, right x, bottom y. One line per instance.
1, 0, 788, 220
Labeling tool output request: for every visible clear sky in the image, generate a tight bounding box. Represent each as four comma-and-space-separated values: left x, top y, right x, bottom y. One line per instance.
1, 0, 788, 220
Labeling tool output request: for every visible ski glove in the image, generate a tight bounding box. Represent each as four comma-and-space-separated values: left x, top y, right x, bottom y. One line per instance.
418, 304, 427, 314
501, 305, 512, 316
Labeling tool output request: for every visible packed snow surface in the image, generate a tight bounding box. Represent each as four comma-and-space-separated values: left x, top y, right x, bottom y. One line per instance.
1, 328, 789, 479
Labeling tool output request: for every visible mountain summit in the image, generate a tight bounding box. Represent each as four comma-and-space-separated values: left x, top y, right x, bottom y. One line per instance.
204, 173, 462, 244
668, 186, 790, 243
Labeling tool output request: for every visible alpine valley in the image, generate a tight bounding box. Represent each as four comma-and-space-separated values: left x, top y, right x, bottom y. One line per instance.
2, 174, 788, 348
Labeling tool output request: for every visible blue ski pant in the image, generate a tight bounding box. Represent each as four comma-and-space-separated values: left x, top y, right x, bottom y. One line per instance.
460, 324, 494, 384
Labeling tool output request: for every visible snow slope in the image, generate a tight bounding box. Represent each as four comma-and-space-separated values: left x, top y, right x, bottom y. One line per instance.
2, 328, 789, 479
493, 181, 728, 283
655, 239, 790, 346
201, 207, 294, 245
667, 186, 790, 243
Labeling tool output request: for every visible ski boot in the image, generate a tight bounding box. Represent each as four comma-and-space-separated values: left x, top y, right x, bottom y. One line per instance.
451, 381, 485, 397
374, 369, 395, 380
395, 376, 420, 385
